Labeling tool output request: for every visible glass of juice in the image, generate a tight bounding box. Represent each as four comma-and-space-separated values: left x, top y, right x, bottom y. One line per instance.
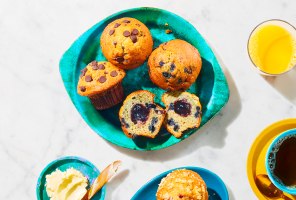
248, 19, 296, 75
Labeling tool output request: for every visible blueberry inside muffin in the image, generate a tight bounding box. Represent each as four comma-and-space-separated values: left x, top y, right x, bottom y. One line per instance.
161, 91, 202, 138
119, 90, 166, 138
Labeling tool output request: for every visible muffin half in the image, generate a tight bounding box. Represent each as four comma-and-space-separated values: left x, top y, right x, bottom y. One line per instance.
162, 91, 202, 138
119, 90, 166, 138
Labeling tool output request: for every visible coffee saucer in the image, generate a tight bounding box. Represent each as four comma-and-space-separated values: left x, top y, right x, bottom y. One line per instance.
247, 118, 296, 199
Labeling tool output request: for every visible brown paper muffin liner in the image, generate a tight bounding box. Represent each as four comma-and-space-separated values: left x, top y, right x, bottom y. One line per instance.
88, 82, 124, 110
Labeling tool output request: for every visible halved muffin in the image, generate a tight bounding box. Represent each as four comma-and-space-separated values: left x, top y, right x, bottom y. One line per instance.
119, 90, 166, 139
161, 91, 202, 138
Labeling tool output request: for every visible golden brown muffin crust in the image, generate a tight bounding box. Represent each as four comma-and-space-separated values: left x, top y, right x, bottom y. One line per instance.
77, 61, 125, 96
156, 169, 208, 200
100, 17, 153, 69
148, 39, 202, 91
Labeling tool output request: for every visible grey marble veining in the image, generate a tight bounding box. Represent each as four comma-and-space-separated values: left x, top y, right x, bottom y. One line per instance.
1, 0, 296, 199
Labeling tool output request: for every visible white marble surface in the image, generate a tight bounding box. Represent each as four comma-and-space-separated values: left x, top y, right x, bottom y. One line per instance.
1, 0, 296, 199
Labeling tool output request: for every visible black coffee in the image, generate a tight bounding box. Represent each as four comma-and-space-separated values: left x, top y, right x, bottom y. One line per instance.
270, 136, 296, 187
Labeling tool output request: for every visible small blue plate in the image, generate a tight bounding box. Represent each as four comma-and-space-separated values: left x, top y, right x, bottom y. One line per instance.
131, 167, 229, 200
36, 156, 105, 200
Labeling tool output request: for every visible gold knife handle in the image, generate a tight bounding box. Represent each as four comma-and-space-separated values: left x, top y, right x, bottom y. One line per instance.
87, 160, 122, 200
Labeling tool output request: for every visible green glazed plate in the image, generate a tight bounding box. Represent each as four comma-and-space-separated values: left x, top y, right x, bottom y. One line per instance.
59, 7, 229, 151
36, 156, 105, 200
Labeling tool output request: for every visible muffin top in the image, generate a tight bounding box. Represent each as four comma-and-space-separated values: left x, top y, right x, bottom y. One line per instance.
77, 61, 125, 96
100, 17, 153, 69
156, 169, 208, 200
147, 39, 202, 91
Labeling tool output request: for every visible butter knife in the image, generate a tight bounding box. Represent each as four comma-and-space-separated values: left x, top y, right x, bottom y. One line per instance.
82, 160, 122, 200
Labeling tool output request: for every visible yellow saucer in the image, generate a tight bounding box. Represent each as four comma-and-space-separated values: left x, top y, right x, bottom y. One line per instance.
247, 118, 296, 199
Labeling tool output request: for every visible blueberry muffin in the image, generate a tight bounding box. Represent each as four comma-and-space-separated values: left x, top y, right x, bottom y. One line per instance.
156, 169, 208, 200
100, 17, 153, 70
161, 91, 202, 138
77, 61, 126, 110
119, 90, 166, 139
147, 39, 202, 91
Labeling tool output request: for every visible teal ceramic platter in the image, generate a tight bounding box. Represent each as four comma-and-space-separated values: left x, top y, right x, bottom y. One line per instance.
131, 167, 229, 200
36, 156, 105, 200
59, 7, 229, 151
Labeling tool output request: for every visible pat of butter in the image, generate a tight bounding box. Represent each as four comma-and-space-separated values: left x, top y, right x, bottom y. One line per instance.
46, 168, 88, 200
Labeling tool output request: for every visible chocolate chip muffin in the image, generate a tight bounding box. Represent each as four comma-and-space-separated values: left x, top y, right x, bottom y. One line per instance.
119, 90, 166, 139
161, 91, 202, 138
100, 17, 153, 70
156, 169, 208, 200
77, 61, 126, 110
148, 39, 202, 91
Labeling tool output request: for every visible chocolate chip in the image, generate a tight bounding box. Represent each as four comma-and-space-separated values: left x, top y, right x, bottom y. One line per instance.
122, 20, 130, 23
178, 78, 182, 84
116, 56, 124, 63
98, 64, 105, 70
109, 30, 115, 35
123, 31, 130, 37
92, 65, 98, 70
110, 71, 118, 77
80, 86, 86, 92
80, 67, 88, 78
91, 61, 97, 66
131, 35, 137, 43
80, 67, 87, 74
85, 75, 92, 82
132, 29, 139, 35
122, 46, 125, 50
114, 23, 121, 28
162, 72, 171, 78
159, 61, 165, 67
113, 41, 117, 47
170, 63, 176, 71
99, 76, 106, 83
184, 67, 192, 74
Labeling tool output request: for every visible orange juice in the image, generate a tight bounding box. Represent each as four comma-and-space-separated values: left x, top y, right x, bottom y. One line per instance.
249, 24, 296, 74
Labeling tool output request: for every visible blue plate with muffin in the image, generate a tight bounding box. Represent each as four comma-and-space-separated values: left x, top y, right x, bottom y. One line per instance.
131, 167, 229, 200
59, 7, 229, 150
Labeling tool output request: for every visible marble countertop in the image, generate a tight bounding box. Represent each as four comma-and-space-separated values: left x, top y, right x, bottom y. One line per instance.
1, 0, 296, 199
